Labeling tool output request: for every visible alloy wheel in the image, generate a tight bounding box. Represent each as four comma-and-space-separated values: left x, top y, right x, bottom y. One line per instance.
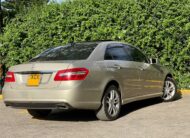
162, 80, 176, 101
105, 89, 120, 117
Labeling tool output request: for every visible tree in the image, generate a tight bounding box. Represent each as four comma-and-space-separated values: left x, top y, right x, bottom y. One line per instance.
2, 0, 48, 12
0, 0, 48, 33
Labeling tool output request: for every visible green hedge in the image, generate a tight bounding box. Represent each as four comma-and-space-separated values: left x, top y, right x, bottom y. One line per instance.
0, 0, 190, 88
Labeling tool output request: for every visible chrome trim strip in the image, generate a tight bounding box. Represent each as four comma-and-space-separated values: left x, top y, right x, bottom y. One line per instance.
15, 71, 55, 74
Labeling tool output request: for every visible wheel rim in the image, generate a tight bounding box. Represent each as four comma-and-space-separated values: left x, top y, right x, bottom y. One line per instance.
162, 80, 176, 100
106, 90, 120, 117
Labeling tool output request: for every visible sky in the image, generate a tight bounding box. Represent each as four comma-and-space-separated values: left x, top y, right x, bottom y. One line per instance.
49, 0, 66, 4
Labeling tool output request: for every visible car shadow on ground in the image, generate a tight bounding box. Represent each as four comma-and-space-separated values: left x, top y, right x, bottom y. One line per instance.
120, 97, 162, 118
121, 91, 182, 118
37, 96, 181, 122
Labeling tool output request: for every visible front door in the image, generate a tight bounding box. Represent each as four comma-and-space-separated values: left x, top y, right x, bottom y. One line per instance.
136, 62, 163, 95
124, 45, 163, 96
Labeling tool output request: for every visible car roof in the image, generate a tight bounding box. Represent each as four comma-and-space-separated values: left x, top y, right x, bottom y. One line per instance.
74, 40, 114, 45
84, 41, 127, 61
74, 40, 131, 47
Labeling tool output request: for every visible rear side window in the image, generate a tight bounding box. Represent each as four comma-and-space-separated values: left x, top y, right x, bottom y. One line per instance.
104, 47, 132, 61
30, 43, 98, 62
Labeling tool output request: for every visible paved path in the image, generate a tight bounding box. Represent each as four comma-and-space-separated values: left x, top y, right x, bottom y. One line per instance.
0, 95, 190, 138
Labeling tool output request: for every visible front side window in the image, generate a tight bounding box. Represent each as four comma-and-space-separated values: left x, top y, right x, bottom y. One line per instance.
123, 45, 148, 63
30, 43, 98, 62
104, 46, 132, 61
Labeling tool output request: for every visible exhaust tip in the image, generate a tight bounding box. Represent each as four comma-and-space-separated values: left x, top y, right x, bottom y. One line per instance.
56, 104, 69, 110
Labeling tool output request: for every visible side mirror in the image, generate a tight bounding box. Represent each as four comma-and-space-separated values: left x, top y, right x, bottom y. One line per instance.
149, 58, 159, 64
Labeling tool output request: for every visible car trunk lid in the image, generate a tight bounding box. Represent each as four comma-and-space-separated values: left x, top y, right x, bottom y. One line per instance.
9, 62, 71, 89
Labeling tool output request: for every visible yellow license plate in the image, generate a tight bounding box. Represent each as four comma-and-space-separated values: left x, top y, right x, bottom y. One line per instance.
27, 74, 41, 86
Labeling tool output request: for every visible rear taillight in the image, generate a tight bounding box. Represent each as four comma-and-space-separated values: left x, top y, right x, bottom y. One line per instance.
5, 71, 15, 82
54, 68, 89, 81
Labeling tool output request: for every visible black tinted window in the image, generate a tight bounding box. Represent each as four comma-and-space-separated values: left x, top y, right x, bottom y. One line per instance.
124, 45, 148, 63
104, 47, 132, 61
30, 43, 98, 62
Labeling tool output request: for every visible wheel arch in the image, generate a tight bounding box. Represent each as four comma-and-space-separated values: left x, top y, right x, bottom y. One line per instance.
165, 73, 173, 79
102, 80, 123, 101
162, 73, 174, 88
164, 73, 177, 87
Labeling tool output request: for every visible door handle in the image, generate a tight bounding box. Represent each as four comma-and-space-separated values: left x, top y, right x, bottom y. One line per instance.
112, 64, 122, 69
138, 66, 145, 71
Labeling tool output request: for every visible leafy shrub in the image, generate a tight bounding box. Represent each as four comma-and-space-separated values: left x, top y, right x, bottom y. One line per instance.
0, 0, 190, 88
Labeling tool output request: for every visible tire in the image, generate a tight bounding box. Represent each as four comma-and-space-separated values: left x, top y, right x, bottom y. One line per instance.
162, 77, 178, 102
27, 109, 51, 118
96, 85, 121, 121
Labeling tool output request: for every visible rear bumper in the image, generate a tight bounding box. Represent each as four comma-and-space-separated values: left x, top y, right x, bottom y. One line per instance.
5, 101, 72, 110
2, 85, 102, 110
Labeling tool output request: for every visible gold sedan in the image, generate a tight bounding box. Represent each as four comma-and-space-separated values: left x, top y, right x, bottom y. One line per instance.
3, 41, 178, 121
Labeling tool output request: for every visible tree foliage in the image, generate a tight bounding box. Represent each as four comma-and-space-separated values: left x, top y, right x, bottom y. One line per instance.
2, 0, 48, 11
1, 0, 48, 27
0, 0, 190, 88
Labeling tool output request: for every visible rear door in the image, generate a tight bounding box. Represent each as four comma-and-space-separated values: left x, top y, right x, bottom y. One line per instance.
104, 44, 141, 99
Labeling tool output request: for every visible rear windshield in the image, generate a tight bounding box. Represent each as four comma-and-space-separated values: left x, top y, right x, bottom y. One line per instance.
30, 43, 98, 62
